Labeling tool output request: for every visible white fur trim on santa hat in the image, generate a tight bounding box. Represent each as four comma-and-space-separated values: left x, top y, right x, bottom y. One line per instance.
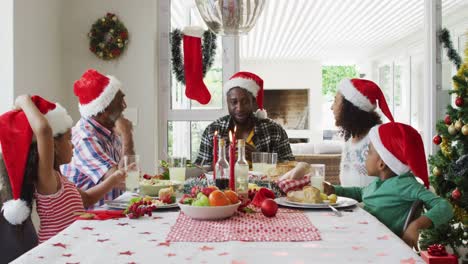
2, 199, 31, 225
44, 103, 73, 136
339, 79, 376, 112
78, 75, 121, 117
369, 125, 409, 175
183, 26, 204, 38
224, 77, 260, 97
255, 109, 268, 119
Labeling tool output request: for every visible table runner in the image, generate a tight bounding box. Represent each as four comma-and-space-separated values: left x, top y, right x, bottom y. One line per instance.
166, 208, 321, 242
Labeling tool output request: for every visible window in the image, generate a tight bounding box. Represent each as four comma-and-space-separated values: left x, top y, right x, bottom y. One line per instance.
158, 0, 237, 162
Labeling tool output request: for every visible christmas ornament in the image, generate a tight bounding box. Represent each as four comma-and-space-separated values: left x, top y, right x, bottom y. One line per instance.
88, 13, 129, 60
432, 167, 442, 177
448, 124, 457, 135
433, 135, 442, 145
170, 28, 217, 86
196, 0, 265, 36
260, 199, 278, 217
440, 137, 452, 159
454, 120, 463, 131
455, 96, 464, 107
452, 188, 461, 200
462, 124, 468, 136
182, 27, 212, 105
444, 115, 452, 125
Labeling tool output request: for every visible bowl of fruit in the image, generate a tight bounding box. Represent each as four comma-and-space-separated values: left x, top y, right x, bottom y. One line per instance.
139, 174, 180, 196
178, 186, 241, 220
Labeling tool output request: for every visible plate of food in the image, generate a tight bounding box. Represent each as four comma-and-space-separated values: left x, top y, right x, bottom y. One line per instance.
276, 186, 358, 209
139, 177, 181, 196
105, 186, 179, 210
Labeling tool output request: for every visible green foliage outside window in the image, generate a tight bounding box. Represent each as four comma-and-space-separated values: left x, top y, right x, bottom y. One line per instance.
322, 66, 358, 98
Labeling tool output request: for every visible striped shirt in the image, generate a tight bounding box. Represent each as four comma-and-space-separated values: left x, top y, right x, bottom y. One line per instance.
35, 172, 84, 243
60, 117, 123, 207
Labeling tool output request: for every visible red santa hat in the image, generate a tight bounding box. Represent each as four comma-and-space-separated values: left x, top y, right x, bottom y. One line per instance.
0, 96, 73, 225
338, 78, 394, 122
368, 122, 429, 188
73, 69, 122, 117
224, 71, 267, 119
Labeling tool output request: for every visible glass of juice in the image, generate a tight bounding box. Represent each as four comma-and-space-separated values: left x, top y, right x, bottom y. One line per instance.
168, 156, 186, 184
124, 155, 140, 193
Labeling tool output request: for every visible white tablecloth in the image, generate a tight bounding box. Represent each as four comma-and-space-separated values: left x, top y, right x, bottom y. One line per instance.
12, 207, 423, 264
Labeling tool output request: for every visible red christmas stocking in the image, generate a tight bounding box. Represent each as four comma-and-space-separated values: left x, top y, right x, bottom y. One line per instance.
183, 27, 211, 105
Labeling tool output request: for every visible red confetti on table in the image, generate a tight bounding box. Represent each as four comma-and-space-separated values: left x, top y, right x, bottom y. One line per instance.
119, 251, 134, 256
52, 243, 67, 249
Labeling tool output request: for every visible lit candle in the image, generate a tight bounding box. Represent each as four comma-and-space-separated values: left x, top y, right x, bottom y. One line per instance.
212, 130, 218, 182
229, 130, 236, 190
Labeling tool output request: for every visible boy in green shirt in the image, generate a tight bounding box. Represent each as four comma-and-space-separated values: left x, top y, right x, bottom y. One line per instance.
324, 122, 453, 248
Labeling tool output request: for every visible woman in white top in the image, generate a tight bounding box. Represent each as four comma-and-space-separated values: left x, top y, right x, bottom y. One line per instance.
331, 78, 394, 187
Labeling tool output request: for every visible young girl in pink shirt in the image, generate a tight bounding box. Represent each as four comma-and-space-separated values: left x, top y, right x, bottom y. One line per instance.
0, 95, 126, 244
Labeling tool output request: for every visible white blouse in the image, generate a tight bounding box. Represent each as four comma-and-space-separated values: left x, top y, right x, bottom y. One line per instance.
339, 135, 375, 187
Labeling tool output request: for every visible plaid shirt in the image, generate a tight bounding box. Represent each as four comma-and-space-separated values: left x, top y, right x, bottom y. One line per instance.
60, 118, 123, 207
195, 115, 294, 165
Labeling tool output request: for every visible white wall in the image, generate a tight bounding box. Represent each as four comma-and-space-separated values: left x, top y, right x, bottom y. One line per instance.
240, 60, 323, 142
0, 0, 13, 114
13, 0, 65, 105
61, 0, 159, 173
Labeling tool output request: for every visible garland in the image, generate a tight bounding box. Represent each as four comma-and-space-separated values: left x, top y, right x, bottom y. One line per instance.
170, 29, 217, 85
88, 13, 129, 60
439, 28, 462, 69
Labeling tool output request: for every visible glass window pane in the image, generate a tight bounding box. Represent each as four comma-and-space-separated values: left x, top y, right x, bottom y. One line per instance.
170, 0, 223, 110
410, 55, 424, 132
394, 60, 410, 124
378, 64, 393, 121
168, 121, 212, 162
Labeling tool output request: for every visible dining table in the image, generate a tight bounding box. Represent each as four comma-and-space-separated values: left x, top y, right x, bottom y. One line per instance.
12, 195, 424, 264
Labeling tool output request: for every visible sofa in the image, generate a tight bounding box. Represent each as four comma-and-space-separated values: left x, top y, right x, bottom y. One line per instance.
290, 141, 343, 185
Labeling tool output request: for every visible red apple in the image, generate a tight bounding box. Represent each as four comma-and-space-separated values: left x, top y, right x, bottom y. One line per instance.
201, 186, 217, 197
261, 199, 278, 217
190, 186, 201, 198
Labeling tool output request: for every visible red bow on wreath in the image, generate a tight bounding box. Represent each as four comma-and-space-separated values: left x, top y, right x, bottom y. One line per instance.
427, 244, 448, 256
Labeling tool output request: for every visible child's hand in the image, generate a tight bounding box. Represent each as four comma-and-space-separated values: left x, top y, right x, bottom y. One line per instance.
323, 181, 335, 195
402, 223, 419, 250
14, 95, 31, 110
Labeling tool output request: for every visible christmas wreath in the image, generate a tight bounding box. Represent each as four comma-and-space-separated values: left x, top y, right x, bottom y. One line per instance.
170, 29, 217, 85
88, 13, 129, 60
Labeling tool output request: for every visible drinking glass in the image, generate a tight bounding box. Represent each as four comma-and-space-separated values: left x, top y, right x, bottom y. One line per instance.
264, 153, 278, 177
310, 164, 325, 192
251, 152, 265, 172
168, 157, 186, 184
124, 155, 140, 193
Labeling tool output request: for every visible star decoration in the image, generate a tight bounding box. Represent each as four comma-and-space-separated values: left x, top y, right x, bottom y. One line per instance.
218, 252, 229, 256
62, 253, 72, 257
158, 241, 171, 247
377, 235, 390, 240
199, 246, 214, 251
117, 223, 129, 226
52, 243, 67, 249
81, 227, 94, 230
97, 239, 110, 243
139, 232, 152, 235
119, 251, 134, 256
167, 253, 176, 257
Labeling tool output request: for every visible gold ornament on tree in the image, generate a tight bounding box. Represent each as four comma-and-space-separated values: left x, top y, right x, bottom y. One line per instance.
448, 124, 458, 135
432, 167, 442, 177
462, 124, 468, 136
440, 136, 452, 159
454, 120, 463, 131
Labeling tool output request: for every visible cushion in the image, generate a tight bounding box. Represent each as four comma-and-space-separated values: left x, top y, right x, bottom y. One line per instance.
314, 140, 343, 154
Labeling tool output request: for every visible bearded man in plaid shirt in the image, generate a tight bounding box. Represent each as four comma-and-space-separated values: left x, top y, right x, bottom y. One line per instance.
195, 72, 294, 166
61, 69, 134, 207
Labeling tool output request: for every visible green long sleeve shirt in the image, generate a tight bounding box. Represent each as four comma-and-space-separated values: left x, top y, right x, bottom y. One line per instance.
334, 173, 453, 236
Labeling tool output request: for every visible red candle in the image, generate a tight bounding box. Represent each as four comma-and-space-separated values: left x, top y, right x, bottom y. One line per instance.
212, 131, 218, 181
229, 131, 236, 190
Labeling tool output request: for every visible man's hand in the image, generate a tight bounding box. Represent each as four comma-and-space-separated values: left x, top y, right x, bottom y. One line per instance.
323, 181, 335, 195
114, 116, 133, 137
108, 169, 127, 191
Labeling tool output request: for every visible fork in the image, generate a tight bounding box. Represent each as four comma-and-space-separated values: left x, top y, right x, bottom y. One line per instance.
328, 204, 342, 217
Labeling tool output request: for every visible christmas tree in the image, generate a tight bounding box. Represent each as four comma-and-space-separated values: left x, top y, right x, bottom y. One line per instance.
419, 29, 468, 258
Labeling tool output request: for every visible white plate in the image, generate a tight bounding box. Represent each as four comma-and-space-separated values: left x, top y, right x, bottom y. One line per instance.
275, 196, 358, 209
285, 199, 338, 206
104, 199, 179, 210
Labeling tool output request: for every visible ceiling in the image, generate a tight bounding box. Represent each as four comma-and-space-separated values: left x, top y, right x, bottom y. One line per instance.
172, 0, 468, 63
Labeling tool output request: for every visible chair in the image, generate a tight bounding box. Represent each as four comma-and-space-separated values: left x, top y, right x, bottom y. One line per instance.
402, 200, 424, 233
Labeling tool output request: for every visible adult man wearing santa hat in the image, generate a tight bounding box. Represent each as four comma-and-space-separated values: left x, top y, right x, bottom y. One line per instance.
61, 69, 134, 207
195, 71, 294, 166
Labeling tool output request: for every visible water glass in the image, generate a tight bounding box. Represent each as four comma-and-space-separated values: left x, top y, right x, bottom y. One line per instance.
252, 152, 265, 172
168, 157, 186, 184
310, 164, 325, 192
264, 153, 277, 176
124, 155, 140, 193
